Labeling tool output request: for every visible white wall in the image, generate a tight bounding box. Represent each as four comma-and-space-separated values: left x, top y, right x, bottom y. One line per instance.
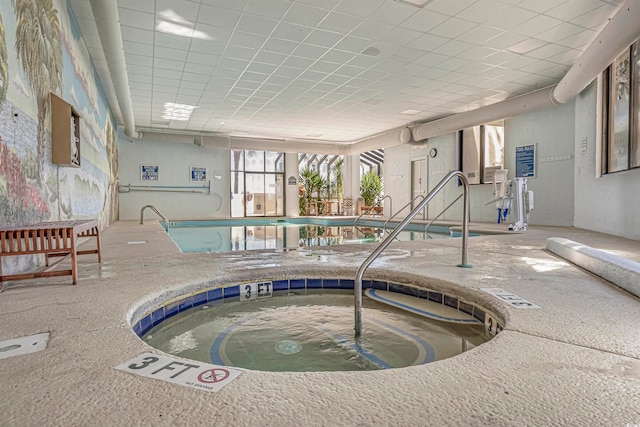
118, 134, 230, 220
504, 101, 576, 226
573, 81, 640, 240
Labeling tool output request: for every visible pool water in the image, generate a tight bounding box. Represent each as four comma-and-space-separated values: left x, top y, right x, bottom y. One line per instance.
167, 219, 451, 253
145, 291, 489, 372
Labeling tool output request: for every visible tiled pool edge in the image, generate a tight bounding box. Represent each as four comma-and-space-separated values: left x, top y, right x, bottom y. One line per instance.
130, 277, 505, 340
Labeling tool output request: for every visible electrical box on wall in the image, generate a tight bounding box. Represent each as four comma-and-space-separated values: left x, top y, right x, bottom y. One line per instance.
50, 93, 81, 167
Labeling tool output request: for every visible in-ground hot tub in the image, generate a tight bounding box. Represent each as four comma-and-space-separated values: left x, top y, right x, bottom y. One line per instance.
131, 275, 504, 372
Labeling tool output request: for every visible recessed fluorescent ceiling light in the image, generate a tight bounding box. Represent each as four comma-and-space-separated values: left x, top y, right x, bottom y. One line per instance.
156, 10, 211, 40
400, 109, 422, 115
394, 0, 435, 7
163, 102, 198, 121
506, 38, 547, 54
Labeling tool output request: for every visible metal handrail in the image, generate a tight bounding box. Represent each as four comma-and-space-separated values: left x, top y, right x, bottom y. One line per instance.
354, 171, 470, 337
353, 195, 390, 228
383, 194, 425, 231
424, 193, 464, 235
140, 205, 169, 232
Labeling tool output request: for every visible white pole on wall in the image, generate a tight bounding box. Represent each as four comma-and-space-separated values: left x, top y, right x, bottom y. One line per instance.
285, 152, 300, 217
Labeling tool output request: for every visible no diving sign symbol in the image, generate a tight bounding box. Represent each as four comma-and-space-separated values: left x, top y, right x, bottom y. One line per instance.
115, 353, 242, 393
198, 368, 229, 383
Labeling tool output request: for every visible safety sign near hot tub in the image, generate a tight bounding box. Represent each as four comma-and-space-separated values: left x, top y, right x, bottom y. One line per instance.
115, 352, 242, 392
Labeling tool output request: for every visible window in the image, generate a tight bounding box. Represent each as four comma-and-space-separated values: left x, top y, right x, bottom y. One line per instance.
461, 123, 505, 184
230, 150, 284, 218
602, 38, 640, 174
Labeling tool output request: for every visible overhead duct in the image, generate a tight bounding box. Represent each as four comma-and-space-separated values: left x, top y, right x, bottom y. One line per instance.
89, 0, 139, 139
552, 0, 640, 104
412, 87, 556, 141
412, 0, 640, 142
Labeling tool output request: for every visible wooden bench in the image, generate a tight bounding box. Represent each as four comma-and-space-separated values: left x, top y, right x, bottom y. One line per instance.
0, 220, 101, 291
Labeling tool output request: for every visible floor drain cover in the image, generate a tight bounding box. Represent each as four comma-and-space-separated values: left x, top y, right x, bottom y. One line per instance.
0, 333, 49, 360
275, 340, 302, 355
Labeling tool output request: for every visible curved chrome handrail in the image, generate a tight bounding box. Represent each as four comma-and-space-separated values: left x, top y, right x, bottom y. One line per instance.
383, 194, 425, 231
424, 193, 464, 236
354, 171, 470, 337
140, 205, 169, 232
353, 195, 391, 228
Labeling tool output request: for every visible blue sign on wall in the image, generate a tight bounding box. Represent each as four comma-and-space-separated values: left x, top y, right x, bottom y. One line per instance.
141, 165, 159, 181
515, 145, 535, 178
191, 166, 207, 182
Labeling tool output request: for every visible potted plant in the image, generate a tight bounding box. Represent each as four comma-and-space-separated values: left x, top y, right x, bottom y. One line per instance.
360, 170, 383, 214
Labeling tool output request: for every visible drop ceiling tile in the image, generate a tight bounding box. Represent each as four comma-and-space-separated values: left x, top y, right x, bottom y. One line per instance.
515, 15, 564, 37
322, 74, 352, 85
186, 52, 219, 66
123, 40, 154, 56
433, 40, 473, 56
226, 46, 258, 61
246, 62, 278, 74
322, 49, 358, 64
212, 67, 243, 79
379, 27, 422, 46
347, 54, 380, 68
391, 46, 427, 63
182, 71, 211, 83
455, 1, 505, 23
121, 26, 154, 44
245, 0, 292, 19
155, 47, 189, 62
412, 52, 450, 67
271, 22, 313, 43
118, 8, 155, 30
242, 71, 269, 83
368, 1, 416, 26
197, 5, 242, 28
155, 32, 192, 50
229, 31, 267, 49
302, 30, 344, 48
437, 57, 474, 72
547, 0, 604, 21
180, 81, 207, 91
129, 73, 152, 83
526, 43, 570, 60
570, 4, 618, 30
155, 68, 183, 79
281, 55, 315, 69
128, 64, 154, 75
238, 14, 279, 36
456, 25, 505, 45
262, 38, 298, 55
125, 53, 154, 67
315, 12, 356, 34
407, 33, 449, 52
308, 61, 342, 73
273, 66, 303, 78
485, 6, 537, 30
333, 36, 372, 53
334, 65, 366, 78
482, 32, 527, 49
217, 57, 250, 70
557, 29, 598, 49
335, 0, 385, 18
400, 9, 449, 32
430, 18, 477, 39
254, 51, 288, 65
283, 3, 329, 27
154, 58, 185, 71
291, 43, 329, 59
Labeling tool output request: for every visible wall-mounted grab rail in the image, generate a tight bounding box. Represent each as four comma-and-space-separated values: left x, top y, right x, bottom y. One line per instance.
424, 193, 464, 235
140, 205, 169, 232
383, 194, 425, 231
120, 181, 211, 195
354, 171, 470, 337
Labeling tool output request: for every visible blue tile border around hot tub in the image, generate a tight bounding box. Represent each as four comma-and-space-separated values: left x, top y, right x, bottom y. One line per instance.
133, 278, 503, 338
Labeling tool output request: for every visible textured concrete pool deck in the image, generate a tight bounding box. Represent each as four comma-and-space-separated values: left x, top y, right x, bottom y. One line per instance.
0, 220, 639, 426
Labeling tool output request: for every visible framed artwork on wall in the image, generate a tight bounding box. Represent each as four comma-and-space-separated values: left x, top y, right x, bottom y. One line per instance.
190, 166, 207, 182
141, 165, 159, 181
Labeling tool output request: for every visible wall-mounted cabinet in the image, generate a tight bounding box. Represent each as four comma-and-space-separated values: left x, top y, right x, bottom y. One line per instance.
51, 93, 81, 167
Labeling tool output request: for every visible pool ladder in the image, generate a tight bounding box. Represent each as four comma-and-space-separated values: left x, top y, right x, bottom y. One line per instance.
140, 205, 169, 232
354, 171, 471, 337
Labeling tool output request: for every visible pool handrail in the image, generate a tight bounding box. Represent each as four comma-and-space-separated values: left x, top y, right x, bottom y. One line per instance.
353, 195, 391, 229
383, 194, 425, 231
354, 171, 470, 337
424, 193, 464, 237
140, 205, 169, 232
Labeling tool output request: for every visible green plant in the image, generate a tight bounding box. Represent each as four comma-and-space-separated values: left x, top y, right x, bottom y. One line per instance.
299, 167, 323, 214
360, 170, 383, 207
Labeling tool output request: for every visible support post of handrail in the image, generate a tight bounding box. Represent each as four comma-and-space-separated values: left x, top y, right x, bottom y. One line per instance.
354, 171, 470, 337
140, 205, 169, 232
383, 194, 424, 230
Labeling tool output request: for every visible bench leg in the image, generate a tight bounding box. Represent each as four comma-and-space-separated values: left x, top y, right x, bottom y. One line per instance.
70, 233, 78, 285
95, 227, 102, 263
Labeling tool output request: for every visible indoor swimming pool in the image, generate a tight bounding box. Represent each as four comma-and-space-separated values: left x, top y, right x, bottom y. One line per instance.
165, 218, 458, 253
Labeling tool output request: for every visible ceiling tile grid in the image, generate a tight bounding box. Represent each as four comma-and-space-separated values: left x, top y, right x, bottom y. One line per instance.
69, 0, 626, 142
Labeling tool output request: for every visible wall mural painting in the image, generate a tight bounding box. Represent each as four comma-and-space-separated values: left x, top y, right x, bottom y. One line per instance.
0, 0, 118, 229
